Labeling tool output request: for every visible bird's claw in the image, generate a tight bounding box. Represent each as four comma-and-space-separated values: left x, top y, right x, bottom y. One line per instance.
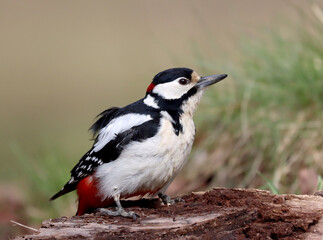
128, 211, 139, 220
96, 208, 139, 220
119, 209, 139, 220
158, 193, 185, 205
174, 197, 185, 203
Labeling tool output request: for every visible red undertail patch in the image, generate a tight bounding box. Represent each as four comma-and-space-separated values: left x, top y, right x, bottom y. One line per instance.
76, 176, 112, 215
76, 176, 162, 216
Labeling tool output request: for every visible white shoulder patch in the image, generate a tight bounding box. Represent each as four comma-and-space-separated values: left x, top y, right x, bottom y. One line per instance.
143, 95, 159, 109
92, 113, 152, 152
160, 111, 175, 123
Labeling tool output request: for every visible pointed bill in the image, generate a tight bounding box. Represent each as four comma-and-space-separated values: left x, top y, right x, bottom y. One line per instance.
196, 74, 227, 89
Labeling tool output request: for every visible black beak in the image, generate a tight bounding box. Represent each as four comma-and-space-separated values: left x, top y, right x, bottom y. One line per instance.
196, 74, 227, 90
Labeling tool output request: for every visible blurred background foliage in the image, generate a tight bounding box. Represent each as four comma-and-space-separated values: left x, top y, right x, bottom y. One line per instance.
1, 0, 323, 238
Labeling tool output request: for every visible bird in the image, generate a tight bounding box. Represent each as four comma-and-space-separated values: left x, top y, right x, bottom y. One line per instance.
50, 67, 227, 219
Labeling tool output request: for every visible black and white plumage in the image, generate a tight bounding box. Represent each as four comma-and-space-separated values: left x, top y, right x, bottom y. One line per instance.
50, 68, 227, 218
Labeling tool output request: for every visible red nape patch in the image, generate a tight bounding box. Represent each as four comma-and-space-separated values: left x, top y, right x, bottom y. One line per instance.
146, 83, 155, 93
76, 176, 113, 215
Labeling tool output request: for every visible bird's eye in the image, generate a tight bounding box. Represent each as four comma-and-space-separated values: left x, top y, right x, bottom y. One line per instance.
179, 78, 189, 85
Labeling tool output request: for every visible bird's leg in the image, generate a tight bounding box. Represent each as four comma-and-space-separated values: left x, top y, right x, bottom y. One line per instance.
158, 193, 184, 205
96, 194, 138, 220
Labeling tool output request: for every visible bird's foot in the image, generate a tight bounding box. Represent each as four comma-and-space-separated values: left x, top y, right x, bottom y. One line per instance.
158, 193, 184, 206
96, 207, 139, 220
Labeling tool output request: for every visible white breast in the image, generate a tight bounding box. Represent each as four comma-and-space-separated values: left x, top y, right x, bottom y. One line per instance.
95, 110, 196, 200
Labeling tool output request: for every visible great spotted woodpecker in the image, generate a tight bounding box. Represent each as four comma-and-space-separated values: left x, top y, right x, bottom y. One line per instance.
50, 68, 227, 219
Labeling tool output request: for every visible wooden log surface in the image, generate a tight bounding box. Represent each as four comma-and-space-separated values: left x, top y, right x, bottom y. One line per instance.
16, 188, 323, 239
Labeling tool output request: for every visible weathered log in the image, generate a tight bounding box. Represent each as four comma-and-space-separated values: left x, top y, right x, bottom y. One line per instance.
15, 188, 323, 239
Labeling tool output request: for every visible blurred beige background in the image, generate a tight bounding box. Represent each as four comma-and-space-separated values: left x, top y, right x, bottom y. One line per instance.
2, 0, 321, 237
0, 1, 308, 166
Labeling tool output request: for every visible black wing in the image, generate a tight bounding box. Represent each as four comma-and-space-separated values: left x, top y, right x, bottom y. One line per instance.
50, 106, 119, 200
49, 117, 159, 201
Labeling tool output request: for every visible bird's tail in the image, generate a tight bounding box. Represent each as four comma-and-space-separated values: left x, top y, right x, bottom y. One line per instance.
49, 184, 76, 201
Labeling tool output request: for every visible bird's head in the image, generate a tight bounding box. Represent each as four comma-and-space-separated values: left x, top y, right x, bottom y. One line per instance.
145, 68, 227, 113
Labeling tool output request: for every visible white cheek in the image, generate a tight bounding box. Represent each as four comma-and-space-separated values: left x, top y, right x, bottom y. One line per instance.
153, 81, 194, 99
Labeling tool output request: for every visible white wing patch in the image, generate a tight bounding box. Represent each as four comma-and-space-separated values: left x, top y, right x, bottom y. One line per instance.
92, 113, 152, 152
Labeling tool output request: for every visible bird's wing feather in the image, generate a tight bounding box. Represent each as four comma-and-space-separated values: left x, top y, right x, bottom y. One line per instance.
90, 107, 120, 138
92, 113, 153, 152
50, 113, 159, 200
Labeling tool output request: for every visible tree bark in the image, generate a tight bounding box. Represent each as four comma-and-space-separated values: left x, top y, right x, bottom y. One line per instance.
15, 188, 323, 239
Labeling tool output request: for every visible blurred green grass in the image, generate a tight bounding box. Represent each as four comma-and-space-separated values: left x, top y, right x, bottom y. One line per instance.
10, 143, 77, 220
4, 2, 323, 233
185, 5, 323, 195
